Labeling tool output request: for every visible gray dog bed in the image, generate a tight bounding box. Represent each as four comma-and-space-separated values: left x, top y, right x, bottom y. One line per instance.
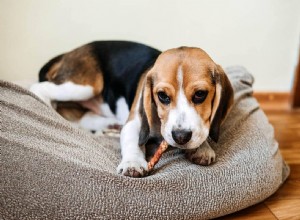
0, 66, 289, 219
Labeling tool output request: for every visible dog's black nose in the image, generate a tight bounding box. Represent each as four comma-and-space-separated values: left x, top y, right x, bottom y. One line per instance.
171, 129, 192, 145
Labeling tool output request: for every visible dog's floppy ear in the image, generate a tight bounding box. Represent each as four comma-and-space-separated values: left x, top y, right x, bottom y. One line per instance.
209, 65, 234, 142
138, 72, 161, 146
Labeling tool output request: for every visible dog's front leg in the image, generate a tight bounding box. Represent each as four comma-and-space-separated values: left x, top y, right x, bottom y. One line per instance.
117, 116, 148, 177
185, 140, 216, 166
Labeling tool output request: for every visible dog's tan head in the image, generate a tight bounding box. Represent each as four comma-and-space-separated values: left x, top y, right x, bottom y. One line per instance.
139, 47, 233, 149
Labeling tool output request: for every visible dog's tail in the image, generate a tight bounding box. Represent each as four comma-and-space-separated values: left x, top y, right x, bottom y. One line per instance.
39, 54, 63, 82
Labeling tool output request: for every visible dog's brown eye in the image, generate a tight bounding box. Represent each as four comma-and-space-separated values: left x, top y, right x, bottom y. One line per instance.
192, 90, 208, 104
157, 91, 171, 105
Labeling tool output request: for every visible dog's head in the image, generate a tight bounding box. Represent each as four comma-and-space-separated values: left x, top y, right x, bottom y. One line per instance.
139, 47, 233, 149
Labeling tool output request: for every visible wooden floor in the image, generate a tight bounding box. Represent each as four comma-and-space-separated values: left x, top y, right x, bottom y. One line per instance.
219, 95, 300, 219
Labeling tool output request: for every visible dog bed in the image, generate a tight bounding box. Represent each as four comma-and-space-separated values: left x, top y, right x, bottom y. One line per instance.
0, 66, 289, 219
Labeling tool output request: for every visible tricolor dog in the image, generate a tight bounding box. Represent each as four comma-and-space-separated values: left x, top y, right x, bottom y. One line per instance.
30, 41, 233, 178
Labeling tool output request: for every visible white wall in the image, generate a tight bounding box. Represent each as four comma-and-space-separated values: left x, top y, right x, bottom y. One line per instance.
0, 0, 299, 91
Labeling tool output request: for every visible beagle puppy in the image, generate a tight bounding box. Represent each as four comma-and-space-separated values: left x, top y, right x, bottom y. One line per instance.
118, 47, 233, 177
30, 41, 233, 178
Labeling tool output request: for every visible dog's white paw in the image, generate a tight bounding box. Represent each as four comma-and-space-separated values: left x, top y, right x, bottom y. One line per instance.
29, 83, 52, 106
117, 158, 148, 178
186, 144, 216, 166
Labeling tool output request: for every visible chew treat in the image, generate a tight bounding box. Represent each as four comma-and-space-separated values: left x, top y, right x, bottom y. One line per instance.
147, 140, 168, 171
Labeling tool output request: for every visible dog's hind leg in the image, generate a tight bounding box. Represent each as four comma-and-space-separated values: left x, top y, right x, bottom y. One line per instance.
30, 81, 94, 106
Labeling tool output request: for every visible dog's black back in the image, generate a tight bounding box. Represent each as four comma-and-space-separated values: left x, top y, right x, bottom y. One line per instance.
39, 41, 161, 112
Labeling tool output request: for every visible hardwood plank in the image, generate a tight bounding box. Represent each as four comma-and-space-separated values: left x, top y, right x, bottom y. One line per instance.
266, 180, 300, 201
265, 199, 300, 220
288, 164, 300, 180
280, 150, 300, 164
218, 203, 277, 220
277, 142, 300, 150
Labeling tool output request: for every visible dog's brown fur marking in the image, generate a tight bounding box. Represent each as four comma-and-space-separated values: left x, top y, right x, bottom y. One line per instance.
46, 45, 104, 95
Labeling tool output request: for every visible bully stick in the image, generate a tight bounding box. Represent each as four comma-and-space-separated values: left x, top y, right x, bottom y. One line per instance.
147, 140, 168, 171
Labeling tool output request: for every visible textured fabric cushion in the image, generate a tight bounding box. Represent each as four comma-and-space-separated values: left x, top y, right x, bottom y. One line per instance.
0, 66, 289, 219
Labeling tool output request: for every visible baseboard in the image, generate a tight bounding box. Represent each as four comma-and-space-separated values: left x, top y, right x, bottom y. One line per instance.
254, 92, 290, 102
253, 92, 291, 111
